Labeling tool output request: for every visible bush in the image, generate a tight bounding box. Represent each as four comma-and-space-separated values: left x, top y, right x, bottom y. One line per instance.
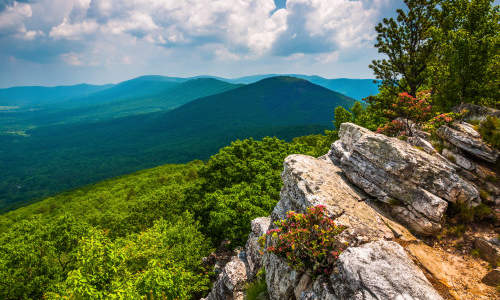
245, 269, 268, 300
261, 205, 347, 278
479, 116, 500, 150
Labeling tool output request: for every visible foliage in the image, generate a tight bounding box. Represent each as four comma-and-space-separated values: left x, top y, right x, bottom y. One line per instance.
376, 119, 407, 137
376, 91, 433, 136
50, 215, 210, 299
261, 205, 347, 278
292, 130, 338, 157
186, 137, 314, 246
245, 268, 268, 300
334, 106, 353, 130
0, 131, 331, 299
430, 0, 499, 109
0, 163, 208, 299
478, 116, 500, 150
369, 0, 437, 97
424, 112, 461, 133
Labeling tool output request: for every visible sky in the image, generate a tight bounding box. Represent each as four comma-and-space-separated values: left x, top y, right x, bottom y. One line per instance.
0, 0, 401, 88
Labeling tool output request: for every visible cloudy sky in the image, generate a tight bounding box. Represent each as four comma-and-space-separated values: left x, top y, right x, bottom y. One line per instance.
0, 0, 400, 87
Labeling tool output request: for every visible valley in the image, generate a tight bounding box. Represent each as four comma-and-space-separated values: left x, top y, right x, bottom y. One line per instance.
0, 76, 360, 211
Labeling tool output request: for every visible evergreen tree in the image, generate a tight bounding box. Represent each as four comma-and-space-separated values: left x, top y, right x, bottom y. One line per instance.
369, 0, 437, 97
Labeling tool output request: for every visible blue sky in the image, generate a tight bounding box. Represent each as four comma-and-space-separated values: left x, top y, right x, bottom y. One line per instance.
0, 0, 401, 87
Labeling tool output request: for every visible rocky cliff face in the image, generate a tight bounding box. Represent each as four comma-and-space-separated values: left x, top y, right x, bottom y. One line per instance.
330, 123, 479, 236
203, 121, 499, 300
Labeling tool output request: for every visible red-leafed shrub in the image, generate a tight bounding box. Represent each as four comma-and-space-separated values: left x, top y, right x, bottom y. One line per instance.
377, 91, 433, 137
259, 205, 347, 278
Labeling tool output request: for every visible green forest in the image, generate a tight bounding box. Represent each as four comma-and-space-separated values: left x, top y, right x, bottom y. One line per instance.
0, 0, 498, 299
0, 134, 334, 299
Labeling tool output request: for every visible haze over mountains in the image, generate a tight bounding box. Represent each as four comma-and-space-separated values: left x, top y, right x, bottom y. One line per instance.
0, 75, 376, 210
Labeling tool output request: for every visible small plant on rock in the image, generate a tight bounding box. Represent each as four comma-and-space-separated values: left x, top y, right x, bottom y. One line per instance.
260, 205, 347, 278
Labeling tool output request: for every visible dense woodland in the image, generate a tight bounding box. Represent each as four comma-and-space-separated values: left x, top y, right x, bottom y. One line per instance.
0, 0, 498, 299
0, 77, 355, 211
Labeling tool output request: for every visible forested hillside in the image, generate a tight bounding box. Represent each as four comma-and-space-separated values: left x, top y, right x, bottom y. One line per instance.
0, 77, 355, 210
0, 134, 333, 299
0, 77, 240, 133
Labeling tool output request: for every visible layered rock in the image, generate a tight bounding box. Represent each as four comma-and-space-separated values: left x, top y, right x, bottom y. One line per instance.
437, 123, 498, 163
329, 123, 480, 235
263, 154, 442, 300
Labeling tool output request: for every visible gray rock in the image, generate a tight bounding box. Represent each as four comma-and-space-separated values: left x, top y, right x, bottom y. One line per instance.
203, 252, 248, 300
408, 136, 438, 155
330, 123, 479, 235
245, 217, 270, 279
203, 217, 270, 300
453, 103, 500, 122
264, 252, 301, 300
263, 154, 441, 299
442, 148, 475, 171
330, 240, 443, 300
437, 124, 498, 163
275, 154, 408, 245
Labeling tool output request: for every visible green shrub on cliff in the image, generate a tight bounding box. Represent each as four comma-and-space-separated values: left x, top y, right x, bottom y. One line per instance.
479, 116, 500, 150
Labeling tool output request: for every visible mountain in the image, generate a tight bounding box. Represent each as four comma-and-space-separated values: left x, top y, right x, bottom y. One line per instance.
0, 76, 356, 210
217, 74, 380, 100
0, 77, 240, 132
0, 83, 114, 108
40, 77, 242, 123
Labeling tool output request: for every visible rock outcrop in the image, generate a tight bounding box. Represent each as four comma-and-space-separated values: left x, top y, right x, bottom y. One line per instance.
203, 120, 499, 300
263, 154, 442, 300
329, 123, 479, 235
437, 123, 498, 163
203, 218, 270, 300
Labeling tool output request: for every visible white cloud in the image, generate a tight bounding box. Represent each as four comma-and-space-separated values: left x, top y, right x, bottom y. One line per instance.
49, 17, 98, 39
0, 1, 32, 35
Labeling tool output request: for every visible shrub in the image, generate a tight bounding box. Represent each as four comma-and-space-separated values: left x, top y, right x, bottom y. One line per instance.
377, 91, 433, 137
479, 116, 500, 150
260, 205, 347, 278
245, 268, 268, 300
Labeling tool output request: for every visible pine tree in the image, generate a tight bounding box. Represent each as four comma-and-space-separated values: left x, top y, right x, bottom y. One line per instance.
369, 0, 437, 97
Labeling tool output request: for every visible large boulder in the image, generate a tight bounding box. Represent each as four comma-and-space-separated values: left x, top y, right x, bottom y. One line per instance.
263, 154, 442, 300
329, 123, 480, 235
437, 123, 498, 163
329, 240, 443, 300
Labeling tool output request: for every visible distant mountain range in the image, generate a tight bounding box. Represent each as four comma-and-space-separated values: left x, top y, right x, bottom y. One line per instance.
0, 76, 357, 210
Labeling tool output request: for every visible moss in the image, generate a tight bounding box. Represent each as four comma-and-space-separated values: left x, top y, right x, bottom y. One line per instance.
388, 197, 402, 206
413, 145, 424, 152
479, 189, 491, 201
245, 269, 268, 300
471, 249, 481, 257
397, 135, 408, 141
448, 224, 466, 237
446, 154, 457, 163
474, 203, 494, 221
468, 119, 480, 126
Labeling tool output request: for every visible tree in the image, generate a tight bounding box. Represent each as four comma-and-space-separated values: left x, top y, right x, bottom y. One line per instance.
431, 0, 499, 109
334, 106, 353, 129
369, 0, 437, 97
